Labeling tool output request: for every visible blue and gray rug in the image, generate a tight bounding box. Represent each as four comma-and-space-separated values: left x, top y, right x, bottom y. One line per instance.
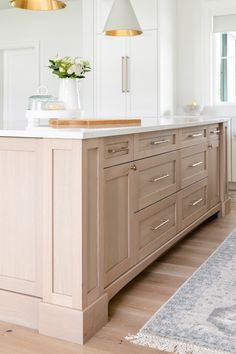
127, 230, 236, 354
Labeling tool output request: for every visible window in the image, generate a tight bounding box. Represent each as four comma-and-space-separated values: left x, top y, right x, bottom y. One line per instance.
214, 32, 236, 103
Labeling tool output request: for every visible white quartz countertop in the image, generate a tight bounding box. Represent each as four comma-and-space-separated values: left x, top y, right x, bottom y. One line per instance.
0, 116, 230, 139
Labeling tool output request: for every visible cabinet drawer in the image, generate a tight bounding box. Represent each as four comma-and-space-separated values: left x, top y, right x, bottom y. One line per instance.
179, 179, 207, 230
134, 151, 180, 211
208, 124, 220, 141
103, 135, 133, 168
180, 126, 207, 148
134, 130, 179, 159
134, 194, 178, 262
181, 145, 208, 188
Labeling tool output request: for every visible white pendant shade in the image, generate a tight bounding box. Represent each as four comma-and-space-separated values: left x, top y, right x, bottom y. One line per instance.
103, 0, 143, 36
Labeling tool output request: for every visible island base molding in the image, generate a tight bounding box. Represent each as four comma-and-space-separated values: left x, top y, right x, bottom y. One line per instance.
39, 294, 108, 344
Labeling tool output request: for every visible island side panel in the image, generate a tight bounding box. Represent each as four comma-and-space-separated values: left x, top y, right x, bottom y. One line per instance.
0, 138, 43, 297
40, 138, 108, 344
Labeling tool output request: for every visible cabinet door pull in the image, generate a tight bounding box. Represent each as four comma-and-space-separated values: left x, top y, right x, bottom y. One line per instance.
130, 164, 137, 171
151, 218, 170, 231
150, 174, 170, 183
208, 144, 213, 149
122, 57, 126, 93
190, 161, 203, 168
190, 198, 203, 207
126, 56, 130, 93
210, 130, 220, 135
150, 139, 170, 146
189, 133, 203, 138
108, 147, 129, 154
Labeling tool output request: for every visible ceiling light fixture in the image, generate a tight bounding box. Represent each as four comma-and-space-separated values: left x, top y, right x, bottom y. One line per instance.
103, 0, 143, 36
9, 0, 66, 11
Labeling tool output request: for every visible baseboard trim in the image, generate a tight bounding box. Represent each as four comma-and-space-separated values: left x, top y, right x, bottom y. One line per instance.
0, 289, 40, 329
39, 293, 108, 344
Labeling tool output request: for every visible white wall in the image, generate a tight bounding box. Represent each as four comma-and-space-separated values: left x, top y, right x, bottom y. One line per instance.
0, 1, 82, 99
176, 0, 236, 113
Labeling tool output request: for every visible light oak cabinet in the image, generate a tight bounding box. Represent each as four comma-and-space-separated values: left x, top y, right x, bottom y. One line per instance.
102, 123, 229, 289
0, 122, 229, 346
208, 129, 220, 209
104, 163, 134, 286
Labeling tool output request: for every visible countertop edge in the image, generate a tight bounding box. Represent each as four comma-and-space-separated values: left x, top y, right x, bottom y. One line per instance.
0, 117, 231, 139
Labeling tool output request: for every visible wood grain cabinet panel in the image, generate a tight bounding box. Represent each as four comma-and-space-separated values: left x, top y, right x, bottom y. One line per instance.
0, 138, 42, 297
180, 126, 207, 148
134, 194, 178, 262
134, 130, 179, 160
134, 151, 180, 211
208, 139, 220, 209
179, 179, 208, 230
103, 135, 133, 168
181, 144, 208, 188
104, 163, 134, 287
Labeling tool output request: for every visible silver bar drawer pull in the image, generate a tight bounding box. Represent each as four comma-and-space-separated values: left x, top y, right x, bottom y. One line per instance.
150, 174, 170, 183
190, 161, 203, 168
191, 198, 203, 207
210, 130, 220, 134
150, 139, 170, 146
108, 147, 129, 154
151, 218, 170, 231
189, 133, 203, 138
121, 56, 126, 93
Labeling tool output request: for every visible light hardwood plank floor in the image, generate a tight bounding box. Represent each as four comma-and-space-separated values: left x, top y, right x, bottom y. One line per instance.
0, 205, 236, 354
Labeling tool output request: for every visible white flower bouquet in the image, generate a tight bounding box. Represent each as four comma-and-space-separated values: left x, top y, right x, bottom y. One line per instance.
49, 56, 91, 79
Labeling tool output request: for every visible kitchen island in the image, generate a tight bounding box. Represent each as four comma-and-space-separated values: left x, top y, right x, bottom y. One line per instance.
0, 116, 231, 344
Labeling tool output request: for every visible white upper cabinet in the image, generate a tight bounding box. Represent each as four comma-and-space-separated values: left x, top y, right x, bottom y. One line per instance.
128, 30, 158, 117
96, 0, 158, 118
97, 0, 158, 33
97, 35, 128, 117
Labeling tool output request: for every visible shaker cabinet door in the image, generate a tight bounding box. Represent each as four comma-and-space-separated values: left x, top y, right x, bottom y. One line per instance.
97, 35, 127, 118
103, 163, 134, 287
208, 139, 220, 209
127, 30, 158, 117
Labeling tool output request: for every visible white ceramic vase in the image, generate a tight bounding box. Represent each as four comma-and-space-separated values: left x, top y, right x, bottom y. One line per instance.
58, 78, 81, 111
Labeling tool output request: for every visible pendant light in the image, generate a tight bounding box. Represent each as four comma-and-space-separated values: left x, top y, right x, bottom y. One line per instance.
103, 0, 142, 36
9, 0, 66, 10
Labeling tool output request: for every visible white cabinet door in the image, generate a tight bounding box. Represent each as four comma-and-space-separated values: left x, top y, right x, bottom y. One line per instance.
127, 30, 158, 117
97, 35, 127, 117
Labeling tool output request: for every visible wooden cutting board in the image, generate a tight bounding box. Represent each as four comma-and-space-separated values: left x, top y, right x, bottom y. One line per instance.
49, 118, 141, 128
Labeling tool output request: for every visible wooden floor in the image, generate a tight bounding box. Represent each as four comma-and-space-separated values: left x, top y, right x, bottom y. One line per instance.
1, 205, 236, 354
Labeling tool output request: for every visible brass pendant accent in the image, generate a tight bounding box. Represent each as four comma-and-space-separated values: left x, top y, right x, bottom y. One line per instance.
10, 0, 66, 11
104, 29, 142, 37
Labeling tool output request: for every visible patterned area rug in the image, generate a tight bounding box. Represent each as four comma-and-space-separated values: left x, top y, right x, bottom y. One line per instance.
126, 229, 236, 354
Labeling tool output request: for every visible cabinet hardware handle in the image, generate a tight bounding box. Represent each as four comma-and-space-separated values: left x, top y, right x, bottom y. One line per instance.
108, 147, 129, 154
190, 161, 203, 168
208, 144, 213, 149
130, 164, 137, 171
150, 174, 170, 182
151, 218, 170, 231
190, 198, 203, 207
122, 56, 126, 93
126, 56, 130, 93
210, 130, 220, 135
150, 139, 170, 145
189, 133, 203, 138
